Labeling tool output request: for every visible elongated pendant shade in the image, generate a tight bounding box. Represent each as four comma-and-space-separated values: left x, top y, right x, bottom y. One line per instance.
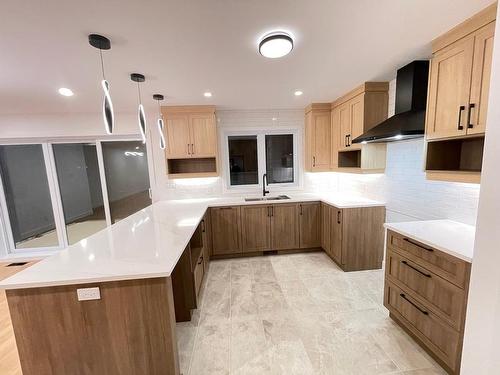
153, 94, 166, 150
138, 104, 147, 144
101, 79, 114, 134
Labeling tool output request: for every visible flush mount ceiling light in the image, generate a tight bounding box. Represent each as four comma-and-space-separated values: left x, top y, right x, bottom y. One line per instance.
88, 34, 114, 135
58, 87, 74, 97
131, 73, 147, 144
294, 90, 303, 96
153, 94, 166, 150
259, 32, 294, 58
204, 92, 212, 98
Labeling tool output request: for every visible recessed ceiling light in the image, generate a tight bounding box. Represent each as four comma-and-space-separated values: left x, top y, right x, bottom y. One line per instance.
204, 92, 212, 98
58, 87, 74, 97
294, 90, 303, 96
259, 32, 294, 58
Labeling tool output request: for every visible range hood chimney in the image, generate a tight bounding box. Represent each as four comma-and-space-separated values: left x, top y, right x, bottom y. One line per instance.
352, 60, 429, 144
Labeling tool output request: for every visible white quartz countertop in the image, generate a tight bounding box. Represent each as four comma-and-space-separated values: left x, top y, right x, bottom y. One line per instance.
0, 193, 384, 290
384, 220, 475, 263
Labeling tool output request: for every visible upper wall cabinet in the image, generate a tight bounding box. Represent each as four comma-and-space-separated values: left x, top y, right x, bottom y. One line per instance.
162, 106, 219, 178
331, 82, 389, 172
424, 3, 496, 183
305, 103, 331, 172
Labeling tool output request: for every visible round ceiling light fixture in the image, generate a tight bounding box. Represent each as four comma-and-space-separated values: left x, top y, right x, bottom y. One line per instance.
294, 90, 303, 96
204, 92, 212, 98
58, 87, 74, 97
259, 32, 294, 59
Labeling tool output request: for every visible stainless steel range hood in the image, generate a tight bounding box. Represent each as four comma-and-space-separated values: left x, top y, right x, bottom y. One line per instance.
352, 60, 429, 144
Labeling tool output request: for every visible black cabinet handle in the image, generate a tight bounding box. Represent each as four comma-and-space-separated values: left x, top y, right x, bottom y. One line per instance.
401, 260, 431, 278
467, 103, 475, 129
271, 206, 274, 217
345, 135, 348, 148
299, 204, 303, 215
197, 256, 203, 265
347, 134, 351, 147
201, 219, 205, 233
313, 156, 316, 167
457, 105, 465, 130
403, 238, 433, 252
400, 293, 429, 315
337, 210, 341, 224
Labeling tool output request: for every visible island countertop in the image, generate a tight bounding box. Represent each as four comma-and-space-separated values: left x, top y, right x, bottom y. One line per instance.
384, 219, 475, 263
0, 193, 384, 290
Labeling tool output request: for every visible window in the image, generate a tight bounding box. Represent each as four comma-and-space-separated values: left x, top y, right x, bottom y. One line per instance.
0, 138, 151, 254
224, 131, 298, 189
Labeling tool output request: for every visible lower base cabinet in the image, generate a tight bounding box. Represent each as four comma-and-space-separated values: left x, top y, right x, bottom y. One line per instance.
211, 206, 242, 255
271, 203, 300, 250
322, 204, 385, 271
299, 202, 321, 248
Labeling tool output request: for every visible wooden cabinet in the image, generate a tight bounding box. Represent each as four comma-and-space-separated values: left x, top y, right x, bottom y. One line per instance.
320, 203, 331, 253
241, 205, 271, 252
271, 203, 299, 250
201, 211, 212, 270
210, 206, 241, 255
163, 106, 219, 178
322, 203, 385, 271
298, 202, 321, 248
385, 230, 471, 374
305, 104, 331, 171
424, 4, 496, 184
332, 83, 389, 151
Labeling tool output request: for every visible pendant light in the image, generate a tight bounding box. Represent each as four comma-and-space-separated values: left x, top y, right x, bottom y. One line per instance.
88, 34, 114, 134
153, 94, 166, 150
131, 73, 147, 144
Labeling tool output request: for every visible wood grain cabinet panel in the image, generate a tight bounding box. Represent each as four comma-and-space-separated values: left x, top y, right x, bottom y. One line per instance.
329, 207, 343, 265
337, 102, 351, 151
320, 203, 331, 254
426, 36, 474, 140
211, 206, 241, 255
386, 249, 466, 330
469, 21, 495, 135
271, 203, 299, 250
189, 113, 217, 157
298, 202, 321, 249
305, 105, 331, 171
241, 205, 271, 252
165, 114, 191, 158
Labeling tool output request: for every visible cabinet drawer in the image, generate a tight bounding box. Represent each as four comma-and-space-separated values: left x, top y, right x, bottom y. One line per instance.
386, 250, 466, 330
385, 281, 460, 372
387, 230, 469, 288
194, 254, 204, 296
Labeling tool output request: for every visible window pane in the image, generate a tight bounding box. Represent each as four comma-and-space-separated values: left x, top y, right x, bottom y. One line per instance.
0, 145, 59, 249
101, 141, 151, 224
228, 135, 258, 185
265, 134, 294, 183
52, 143, 107, 245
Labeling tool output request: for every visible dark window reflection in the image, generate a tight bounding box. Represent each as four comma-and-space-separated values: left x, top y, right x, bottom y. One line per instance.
228, 136, 258, 185
265, 134, 294, 183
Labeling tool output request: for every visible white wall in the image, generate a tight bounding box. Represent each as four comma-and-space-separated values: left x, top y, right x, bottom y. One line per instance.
461, 5, 500, 373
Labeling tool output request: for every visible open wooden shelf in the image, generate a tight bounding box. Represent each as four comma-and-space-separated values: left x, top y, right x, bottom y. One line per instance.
167, 157, 217, 178
338, 150, 361, 168
425, 136, 484, 183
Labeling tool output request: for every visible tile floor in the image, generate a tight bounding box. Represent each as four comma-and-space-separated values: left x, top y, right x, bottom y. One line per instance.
176, 252, 447, 375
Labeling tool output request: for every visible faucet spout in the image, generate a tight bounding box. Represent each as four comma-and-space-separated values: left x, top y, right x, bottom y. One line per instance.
262, 173, 269, 197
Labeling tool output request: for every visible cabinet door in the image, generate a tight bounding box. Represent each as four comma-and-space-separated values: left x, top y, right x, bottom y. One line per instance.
468, 22, 495, 135
338, 103, 351, 151
189, 113, 217, 157
201, 211, 212, 270
271, 203, 299, 250
211, 206, 241, 255
426, 36, 475, 140
320, 203, 331, 253
165, 114, 191, 158
349, 94, 364, 150
298, 202, 321, 248
311, 111, 331, 171
330, 108, 340, 168
241, 205, 271, 252
330, 207, 343, 264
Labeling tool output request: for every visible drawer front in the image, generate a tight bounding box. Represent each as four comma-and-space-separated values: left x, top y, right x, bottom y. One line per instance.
387, 230, 469, 288
385, 281, 460, 371
194, 255, 204, 296
386, 250, 466, 330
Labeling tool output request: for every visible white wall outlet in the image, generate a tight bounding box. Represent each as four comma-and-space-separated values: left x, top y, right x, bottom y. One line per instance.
77, 287, 101, 301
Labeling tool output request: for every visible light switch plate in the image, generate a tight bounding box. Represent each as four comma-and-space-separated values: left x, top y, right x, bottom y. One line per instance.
77, 287, 101, 301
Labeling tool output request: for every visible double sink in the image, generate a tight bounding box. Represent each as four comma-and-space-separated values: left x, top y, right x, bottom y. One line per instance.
244, 195, 291, 202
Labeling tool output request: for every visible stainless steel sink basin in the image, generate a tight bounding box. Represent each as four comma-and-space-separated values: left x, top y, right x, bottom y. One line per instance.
244, 195, 291, 202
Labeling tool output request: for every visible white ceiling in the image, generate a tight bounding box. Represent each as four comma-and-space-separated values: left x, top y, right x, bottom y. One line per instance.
0, 0, 494, 114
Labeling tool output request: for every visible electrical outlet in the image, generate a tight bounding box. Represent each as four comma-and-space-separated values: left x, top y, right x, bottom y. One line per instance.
77, 287, 101, 301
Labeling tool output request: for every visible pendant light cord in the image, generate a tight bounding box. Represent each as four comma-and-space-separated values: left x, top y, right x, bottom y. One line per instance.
137, 82, 142, 104
99, 49, 106, 80
157, 99, 162, 117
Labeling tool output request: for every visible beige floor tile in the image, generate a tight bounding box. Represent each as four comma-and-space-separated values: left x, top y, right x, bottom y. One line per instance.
189, 323, 231, 375
230, 318, 270, 373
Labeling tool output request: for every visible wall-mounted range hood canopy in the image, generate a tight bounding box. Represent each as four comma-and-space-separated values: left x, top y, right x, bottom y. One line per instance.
352, 60, 429, 144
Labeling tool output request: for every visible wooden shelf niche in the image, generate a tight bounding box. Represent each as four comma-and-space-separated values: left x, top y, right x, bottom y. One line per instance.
337, 143, 386, 173
425, 136, 484, 183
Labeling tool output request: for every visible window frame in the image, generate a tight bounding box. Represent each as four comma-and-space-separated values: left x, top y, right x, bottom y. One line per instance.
222, 128, 300, 193
0, 135, 148, 256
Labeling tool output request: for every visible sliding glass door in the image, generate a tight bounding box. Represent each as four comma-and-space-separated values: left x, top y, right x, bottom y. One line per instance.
0, 138, 151, 254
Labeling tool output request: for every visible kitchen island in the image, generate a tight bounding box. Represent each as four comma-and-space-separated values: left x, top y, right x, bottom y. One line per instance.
0, 193, 385, 375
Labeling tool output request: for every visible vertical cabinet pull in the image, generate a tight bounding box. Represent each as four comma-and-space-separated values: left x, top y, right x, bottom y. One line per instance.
271, 206, 274, 217
467, 103, 475, 129
187, 144, 191, 154
299, 204, 303, 215
201, 219, 205, 233
457, 105, 465, 130
312, 156, 316, 167
191, 143, 195, 155
347, 134, 351, 147
337, 210, 341, 224
345, 135, 348, 148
